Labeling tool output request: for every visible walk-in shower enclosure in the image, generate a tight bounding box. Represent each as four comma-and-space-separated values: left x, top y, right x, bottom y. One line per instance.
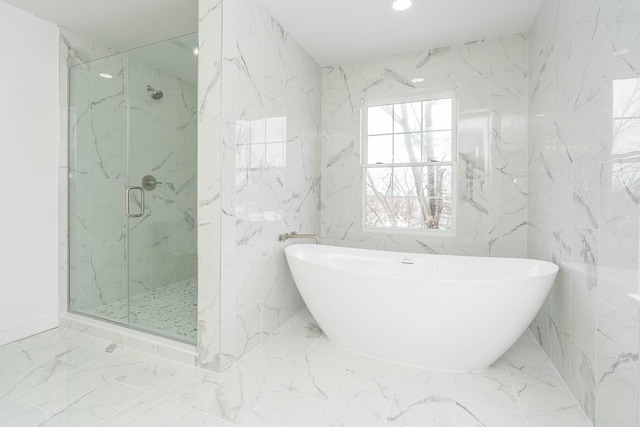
68, 33, 198, 344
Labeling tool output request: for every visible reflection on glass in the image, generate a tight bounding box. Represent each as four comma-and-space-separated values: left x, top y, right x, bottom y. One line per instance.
235, 116, 287, 170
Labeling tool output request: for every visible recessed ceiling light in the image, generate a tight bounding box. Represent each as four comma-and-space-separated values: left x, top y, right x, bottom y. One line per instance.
391, 0, 413, 11
411, 77, 425, 83
98, 73, 113, 79
193, 47, 199, 56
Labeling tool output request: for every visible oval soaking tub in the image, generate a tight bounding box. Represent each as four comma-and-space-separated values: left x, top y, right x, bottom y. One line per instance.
284, 244, 558, 372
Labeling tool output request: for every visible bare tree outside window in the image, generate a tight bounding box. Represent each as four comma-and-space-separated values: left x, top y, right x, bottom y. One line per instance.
363, 91, 456, 231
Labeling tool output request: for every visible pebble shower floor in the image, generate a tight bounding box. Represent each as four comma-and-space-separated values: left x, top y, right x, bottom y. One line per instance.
88, 278, 197, 343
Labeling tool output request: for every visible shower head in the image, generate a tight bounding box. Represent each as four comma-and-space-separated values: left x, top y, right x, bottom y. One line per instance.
146, 85, 164, 100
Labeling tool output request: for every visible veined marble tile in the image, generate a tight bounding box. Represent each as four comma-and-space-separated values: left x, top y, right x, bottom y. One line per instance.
243, 390, 324, 427
18, 354, 140, 412
503, 332, 566, 390
596, 301, 639, 427
0, 357, 78, 401
278, 336, 353, 401
53, 344, 109, 368
261, 313, 322, 361
16, 329, 88, 363
454, 360, 519, 412
114, 357, 190, 392
176, 365, 227, 387
0, 344, 50, 378
345, 353, 400, 392
196, 353, 296, 424
490, 33, 528, 75
385, 366, 454, 427
100, 376, 216, 427
455, 400, 527, 427
169, 409, 236, 427
517, 384, 591, 427
26, 380, 142, 427
313, 370, 395, 427
0, 397, 47, 427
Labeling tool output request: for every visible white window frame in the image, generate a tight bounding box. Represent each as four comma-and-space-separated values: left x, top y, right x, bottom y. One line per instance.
361, 88, 458, 235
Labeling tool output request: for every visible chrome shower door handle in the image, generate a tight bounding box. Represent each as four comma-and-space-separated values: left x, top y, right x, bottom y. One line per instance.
125, 186, 145, 218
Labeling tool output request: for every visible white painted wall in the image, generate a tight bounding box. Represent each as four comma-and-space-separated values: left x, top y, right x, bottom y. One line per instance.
0, 0, 59, 345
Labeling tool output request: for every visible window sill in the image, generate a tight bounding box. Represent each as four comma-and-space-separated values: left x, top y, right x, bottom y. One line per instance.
361, 227, 456, 237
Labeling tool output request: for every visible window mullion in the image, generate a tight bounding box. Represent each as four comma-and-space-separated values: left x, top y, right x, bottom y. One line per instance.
362, 90, 457, 233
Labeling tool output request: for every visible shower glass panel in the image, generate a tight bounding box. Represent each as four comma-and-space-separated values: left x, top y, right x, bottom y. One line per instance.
68, 33, 198, 344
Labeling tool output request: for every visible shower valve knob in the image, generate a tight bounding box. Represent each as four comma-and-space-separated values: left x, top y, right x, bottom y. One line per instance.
141, 175, 163, 191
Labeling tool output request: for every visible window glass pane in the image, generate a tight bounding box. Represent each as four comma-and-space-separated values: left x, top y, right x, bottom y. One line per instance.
368, 105, 393, 135
393, 133, 421, 163
422, 131, 452, 162
423, 98, 452, 131
365, 167, 393, 198
393, 198, 423, 228
612, 118, 640, 156
393, 102, 421, 133
366, 197, 394, 227
422, 198, 452, 229
364, 93, 455, 231
440, 198, 453, 229
422, 165, 452, 199
367, 134, 393, 164
612, 78, 640, 118
393, 167, 417, 198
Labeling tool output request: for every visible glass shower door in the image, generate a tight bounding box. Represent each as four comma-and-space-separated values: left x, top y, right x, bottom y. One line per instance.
125, 34, 198, 343
68, 33, 198, 345
69, 53, 129, 325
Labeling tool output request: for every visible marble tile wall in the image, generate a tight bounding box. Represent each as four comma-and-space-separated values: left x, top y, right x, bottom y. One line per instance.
60, 28, 118, 314
66, 42, 198, 313
68, 53, 127, 312
196, 0, 223, 371
321, 34, 529, 257
527, 0, 640, 425
127, 57, 197, 297
216, 0, 322, 370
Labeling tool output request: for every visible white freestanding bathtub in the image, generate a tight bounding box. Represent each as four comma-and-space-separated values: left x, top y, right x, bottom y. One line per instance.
284, 244, 558, 372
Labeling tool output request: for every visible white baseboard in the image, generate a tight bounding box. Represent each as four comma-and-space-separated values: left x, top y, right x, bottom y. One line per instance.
0, 314, 59, 346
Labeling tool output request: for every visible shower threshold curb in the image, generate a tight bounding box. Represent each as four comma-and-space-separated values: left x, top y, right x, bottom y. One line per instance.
59, 311, 198, 366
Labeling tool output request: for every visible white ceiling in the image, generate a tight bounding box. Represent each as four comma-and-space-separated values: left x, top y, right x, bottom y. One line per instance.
1, 0, 197, 52
3, 0, 542, 67
258, 0, 543, 66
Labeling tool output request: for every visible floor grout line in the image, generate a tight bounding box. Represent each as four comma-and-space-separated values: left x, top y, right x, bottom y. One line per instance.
1, 318, 599, 427
522, 329, 594, 426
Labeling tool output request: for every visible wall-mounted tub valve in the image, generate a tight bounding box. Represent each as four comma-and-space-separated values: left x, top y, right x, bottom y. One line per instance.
278, 231, 320, 244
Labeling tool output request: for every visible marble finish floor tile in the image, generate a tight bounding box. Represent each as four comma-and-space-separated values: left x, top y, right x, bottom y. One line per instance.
0, 320, 590, 427
0, 397, 47, 427
242, 390, 324, 427
86, 277, 197, 342
25, 380, 143, 427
